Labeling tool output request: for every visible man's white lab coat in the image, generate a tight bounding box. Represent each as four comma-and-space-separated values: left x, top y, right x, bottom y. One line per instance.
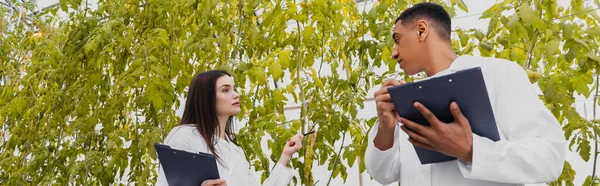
365, 55, 567, 186
156, 125, 294, 186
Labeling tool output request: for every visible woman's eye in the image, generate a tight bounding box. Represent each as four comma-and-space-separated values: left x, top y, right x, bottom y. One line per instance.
223, 89, 229, 93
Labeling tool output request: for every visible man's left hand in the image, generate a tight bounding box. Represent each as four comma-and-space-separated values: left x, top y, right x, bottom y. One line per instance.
399, 101, 473, 162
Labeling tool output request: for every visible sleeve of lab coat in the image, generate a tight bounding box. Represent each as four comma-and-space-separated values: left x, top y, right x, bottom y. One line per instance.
458, 62, 567, 183
242, 151, 293, 186
261, 162, 294, 186
364, 121, 402, 185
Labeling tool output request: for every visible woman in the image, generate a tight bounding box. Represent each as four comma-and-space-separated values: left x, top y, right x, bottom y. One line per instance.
156, 70, 303, 186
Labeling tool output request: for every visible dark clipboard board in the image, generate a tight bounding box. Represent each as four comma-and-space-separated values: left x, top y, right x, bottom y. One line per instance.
387, 67, 500, 164
154, 143, 220, 186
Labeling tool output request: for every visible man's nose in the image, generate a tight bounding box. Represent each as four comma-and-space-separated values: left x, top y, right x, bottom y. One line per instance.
391, 46, 399, 59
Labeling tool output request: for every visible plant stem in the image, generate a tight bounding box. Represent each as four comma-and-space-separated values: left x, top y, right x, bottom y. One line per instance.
326, 131, 346, 186
318, 24, 325, 77
591, 73, 599, 186
231, 0, 244, 60
296, 20, 306, 134
295, 18, 313, 186
526, 29, 538, 69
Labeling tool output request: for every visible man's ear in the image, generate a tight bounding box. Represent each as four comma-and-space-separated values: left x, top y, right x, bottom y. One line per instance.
416, 20, 429, 41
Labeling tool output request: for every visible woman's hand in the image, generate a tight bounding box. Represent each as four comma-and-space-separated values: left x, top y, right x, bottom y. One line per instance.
201, 179, 226, 186
279, 134, 304, 166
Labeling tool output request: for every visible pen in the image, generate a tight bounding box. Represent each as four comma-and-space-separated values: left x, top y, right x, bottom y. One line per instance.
303, 131, 315, 136
290, 131, 316, 146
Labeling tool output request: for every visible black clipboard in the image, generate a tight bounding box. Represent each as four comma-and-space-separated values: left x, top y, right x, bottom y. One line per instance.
387, 67, 500, 164
154, 143, 220, 185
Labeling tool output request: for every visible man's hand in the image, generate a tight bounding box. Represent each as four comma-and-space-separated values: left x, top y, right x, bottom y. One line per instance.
374, 80, 405, 129
373, 79, 405, 150
399, 102, 474, 162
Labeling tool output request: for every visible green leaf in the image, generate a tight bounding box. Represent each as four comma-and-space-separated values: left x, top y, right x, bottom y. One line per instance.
583, 175, 593, 186
458, 31, 469, 46
84, 39, 98, 55
560, 23, 574, 39
571, 0, 584, 12
269, 59, 283, 81
496, 35, 508, 47
60, 0, 68, 12
546, 40, 559, 55
572, 37, 590, 50
577, 138, 591, 162
148, 55, 158, 62
292, 14, 308, 22
252, 66, 267, 85
570, 71, 594, 98
549, 161, 576, 186
487, 17, 499, 37
151, 65, 168, 77
455, 0, 468, 12
279, 50, 291, 69
481, 3, 504, 19
51, 7, 59, 16
585, 26, 600, 37
511, 47, 527, 63
518, 3, 539, 26
382, 46, 391, 67
310, 67, 324, 89
273, 88, 283, 106
480, 41, 493, 51
507, 15, 519, 28
474, 30, 485, 41
303, 26, 315, 41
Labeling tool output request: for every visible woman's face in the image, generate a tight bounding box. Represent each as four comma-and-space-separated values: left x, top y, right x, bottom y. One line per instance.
215, 75, 240, 116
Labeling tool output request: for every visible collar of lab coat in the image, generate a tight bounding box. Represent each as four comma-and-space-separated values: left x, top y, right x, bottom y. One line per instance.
429, 55, 471, 78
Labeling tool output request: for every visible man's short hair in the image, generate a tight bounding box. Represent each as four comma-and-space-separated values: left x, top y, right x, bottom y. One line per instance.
395, 2, 452, 41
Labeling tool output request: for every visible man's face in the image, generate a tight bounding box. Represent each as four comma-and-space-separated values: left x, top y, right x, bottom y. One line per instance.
391, 20, 425, 75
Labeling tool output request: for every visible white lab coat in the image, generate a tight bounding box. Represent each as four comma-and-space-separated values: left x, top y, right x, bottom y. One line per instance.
365, 55, 567, 186
156, 125, 294, 186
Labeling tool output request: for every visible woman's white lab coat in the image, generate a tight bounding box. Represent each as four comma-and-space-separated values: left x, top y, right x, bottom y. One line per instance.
156, 125, 294, 186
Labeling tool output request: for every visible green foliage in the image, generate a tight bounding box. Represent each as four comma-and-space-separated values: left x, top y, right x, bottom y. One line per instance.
1, 0, 191, 185
0, 0, 466, 185
1, 0, 598, 185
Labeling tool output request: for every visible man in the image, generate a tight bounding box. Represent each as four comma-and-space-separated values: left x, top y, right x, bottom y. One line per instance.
365, 2, 566, 186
